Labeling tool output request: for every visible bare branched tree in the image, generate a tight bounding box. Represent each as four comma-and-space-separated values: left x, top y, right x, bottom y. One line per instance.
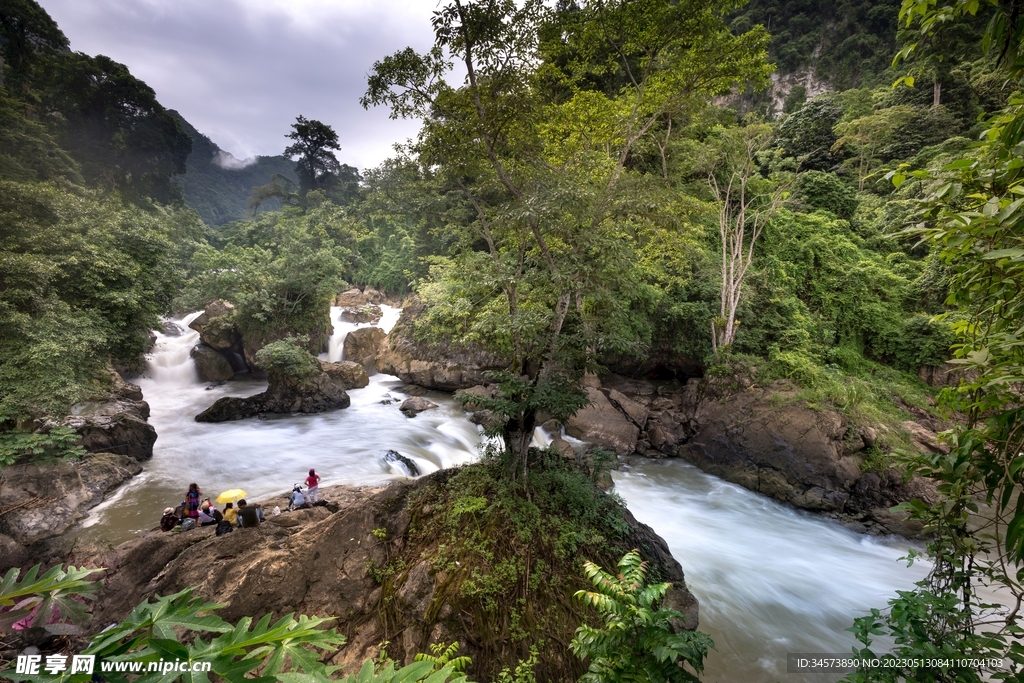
708, 124, 793, 357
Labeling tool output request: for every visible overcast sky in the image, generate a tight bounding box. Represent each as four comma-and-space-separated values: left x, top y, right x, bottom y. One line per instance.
37, 0, 440, 171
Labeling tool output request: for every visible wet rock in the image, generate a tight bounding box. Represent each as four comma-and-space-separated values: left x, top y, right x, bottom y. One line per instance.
399, 384, 428, 397
191, 343, 234, 382
343, 327, 386, 369
399, 397, 438, 417
340, 304, 383, 324
604, 388, 649, 429
59, 398, 156, 462
549, 437, 577, 460
375, 298, 509, 391
469, 410, 500, 430
382, 450, 420, 477
320, 360, 369, 390
0, 453, 142, 544
195, 362, 352, 423
160, 321, 184, 337
679, 384, 861, 514
566, 386, 639, 454
334, 288, 366, 307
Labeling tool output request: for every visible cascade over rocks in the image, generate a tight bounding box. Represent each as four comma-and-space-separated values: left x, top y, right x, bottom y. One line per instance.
195, 359, 364, 422
66, 478, 698, 681
375, 299, 509, 391
343, 327, 386, 369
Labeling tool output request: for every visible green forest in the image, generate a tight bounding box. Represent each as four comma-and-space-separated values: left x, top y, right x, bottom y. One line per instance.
1, 0, 1023, 680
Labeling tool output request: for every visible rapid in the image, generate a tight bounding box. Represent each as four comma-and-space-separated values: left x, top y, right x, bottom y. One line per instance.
83, 306, 928, 682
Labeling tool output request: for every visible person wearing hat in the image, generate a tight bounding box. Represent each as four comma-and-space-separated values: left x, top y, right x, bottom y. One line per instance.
160, 506, 179, 532
305, 468, 321, 503
289, 484, 307, 511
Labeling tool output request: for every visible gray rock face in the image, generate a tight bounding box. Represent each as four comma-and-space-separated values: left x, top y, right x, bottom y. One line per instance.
335, 288, 365, 306
343, 327, 386, 369
382, 449, 420, 477
0, 453, 142, 544
566, 386, 640, 454
60, 397, 156, 462
195, 363, 354, 423
340, 304, 383, 324
399, 397, 438, 417
191, 343, 234, 382
320, 360, 369, 390
375, 299, 509, 391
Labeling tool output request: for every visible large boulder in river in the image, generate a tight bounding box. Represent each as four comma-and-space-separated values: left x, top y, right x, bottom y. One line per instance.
320, 360, 369, 389
340, 304, 382, 324
343, 327, 386, 369
191, 343, 234, 382
189, 299, 235, 329
375, 298, 509, 391
399, 396, 438, 417
0, 453, 142, 545
195, 349, 355, 422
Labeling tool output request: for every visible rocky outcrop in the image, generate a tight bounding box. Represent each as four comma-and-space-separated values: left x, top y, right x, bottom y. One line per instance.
195, 360, 361, 423
191, 343, 234, 382
566, 386, 641, 453
0, 453, 142, 544
917, 362, 978, 388
375, 300, 509, 391
53, 373, 155, 462
382, 449, 420, 477
188, 301, 249, 375
399, 397, 438, 417
554, 372, 935, 536
321, 360, 369, 390
78, 476, 698, 681
343, 327, 386, 369
335, 287, 387, 307
340, 304, 382, 324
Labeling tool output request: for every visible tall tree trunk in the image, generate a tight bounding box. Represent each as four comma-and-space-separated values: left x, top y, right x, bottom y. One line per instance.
933, 79, 942, 107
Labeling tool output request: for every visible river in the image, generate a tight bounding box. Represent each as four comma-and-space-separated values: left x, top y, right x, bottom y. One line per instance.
83, 307, 929, 682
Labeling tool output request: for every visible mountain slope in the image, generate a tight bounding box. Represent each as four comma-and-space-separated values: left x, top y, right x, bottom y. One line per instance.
171, 112, 297, 226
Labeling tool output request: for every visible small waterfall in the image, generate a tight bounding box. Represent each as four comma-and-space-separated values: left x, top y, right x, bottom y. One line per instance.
145, 311, 204, 386
324, 303, 402, 363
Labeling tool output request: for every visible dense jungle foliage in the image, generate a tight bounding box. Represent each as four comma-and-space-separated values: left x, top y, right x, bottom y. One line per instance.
3, 0, 1024, 677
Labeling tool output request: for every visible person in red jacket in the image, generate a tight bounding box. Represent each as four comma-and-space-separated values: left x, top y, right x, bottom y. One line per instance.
305, 468, 320, 503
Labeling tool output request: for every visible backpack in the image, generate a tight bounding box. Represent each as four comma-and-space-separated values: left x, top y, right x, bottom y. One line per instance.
180, 518, 196, 531
215, 520, 234, 536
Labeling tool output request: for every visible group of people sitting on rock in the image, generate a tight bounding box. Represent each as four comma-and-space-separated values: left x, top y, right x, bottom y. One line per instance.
159, 483, 265, 534
159, 471, 324, 533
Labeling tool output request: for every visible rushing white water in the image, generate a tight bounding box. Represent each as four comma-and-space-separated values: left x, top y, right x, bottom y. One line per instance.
322, 304, 402, 362
82, 310, 928, 682
613, 459, 928, 682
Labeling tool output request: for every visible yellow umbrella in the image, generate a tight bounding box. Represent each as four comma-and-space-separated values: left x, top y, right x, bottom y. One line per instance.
216, 489, 247, 504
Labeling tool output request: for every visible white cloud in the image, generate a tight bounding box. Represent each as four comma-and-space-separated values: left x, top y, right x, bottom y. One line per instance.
37, 0, 439, 170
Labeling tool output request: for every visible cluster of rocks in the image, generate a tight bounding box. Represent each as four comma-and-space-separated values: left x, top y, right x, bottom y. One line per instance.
1, 371, 153, 559
195, 360, 369, 422
371, 313, 945, 536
